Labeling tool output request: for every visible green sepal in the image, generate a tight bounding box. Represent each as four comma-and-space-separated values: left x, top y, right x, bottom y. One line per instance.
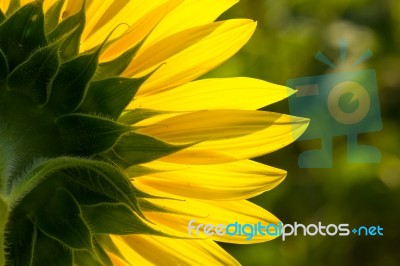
124, 164, 161, 178
5, 0, 20, 16
118, 109, 166, 125
74, 252, 103, 266
0, 195, 9, 266
56, 114, 131, 155
48, 51, 99, 114
0, 2, 47, 70
74, 243, 112, 266
63, 166, 140, 213
47, 2, 85, 60
65, 182, 118, 206
44, 0, 66, 34
82, 203, 164, 235
32, 230, 73, 266
138, 198, 173, 213
77, 77, 144, 119
35, 188, 93, 250
0, 49, 8, 81
0, 10, 5, 23
93, 241, 113, 266
7, 39, 61, 105
138, 198, 189, 216
94, 40, 144, 80
4, 218, 36, 266
97, 235, 131, 266
9, 157, 142, 221
106, 133, 188, 167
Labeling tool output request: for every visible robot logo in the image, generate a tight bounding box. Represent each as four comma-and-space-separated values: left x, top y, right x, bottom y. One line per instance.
287, 41, 382, 168
327, 81, 370, 125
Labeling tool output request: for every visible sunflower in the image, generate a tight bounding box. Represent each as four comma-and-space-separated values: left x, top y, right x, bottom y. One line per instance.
0, 0, 308, 265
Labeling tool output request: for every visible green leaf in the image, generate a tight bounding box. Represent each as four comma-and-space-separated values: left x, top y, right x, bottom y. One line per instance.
33, 230, 73, 266
0, 10, 5, 23
0, 2, 47, 69
9, 157, 141, 218
97, 235, 130, 266
61, 160, 141, 215
77, 77, 145, 119
138, 198, 173, 213
56, 114, 131, 155
48, 51, 99, 114
107, 133, 188, 167
73, 241, 112, 266
94, 41, 143, 80
47, 2, 85, 60
7, 40, 61, 104
124, 164, 161, 178
82, 203, 164, 236
4, 217, 36, 266
35, 188, 93, 250
0, 195, 9, 266
118, 109, 166, 125
74, 250, 108, 266
65, 182, 117, 205
6, 0, 20, 16
44, 0, 65, 34
0, 49, 8, 81
93, 242, 113, 266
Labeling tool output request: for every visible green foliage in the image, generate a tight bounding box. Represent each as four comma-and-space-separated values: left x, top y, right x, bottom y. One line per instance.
0, 2, 179, 265
0, 3, 47, 70
105, 133, 189, 167
7, 40, 61, 104
78, 77, 146, 119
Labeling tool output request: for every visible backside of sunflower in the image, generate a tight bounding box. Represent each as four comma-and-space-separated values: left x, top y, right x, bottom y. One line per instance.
0, 1, 308, 265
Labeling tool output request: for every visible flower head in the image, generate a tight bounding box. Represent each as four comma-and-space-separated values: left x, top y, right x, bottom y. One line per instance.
0, 0, 308, 265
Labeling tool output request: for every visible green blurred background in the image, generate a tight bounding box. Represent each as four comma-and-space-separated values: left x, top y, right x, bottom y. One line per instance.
205, 0, 400, 265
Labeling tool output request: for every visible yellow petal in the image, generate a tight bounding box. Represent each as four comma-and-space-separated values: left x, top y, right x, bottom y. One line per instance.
143, 199, 280, 243
42, 0, 57, 11
82, 1, 123, 40
99, 0, 183, 61
139, 110, 276, 143
20, 0, 33, 7
10, 0, 64, 13
107, 253, 131, 266
129, 78, 295, 111
138, 110, 308, 163
63, 0, 84, 18
109, 237, 152, 266
0, 0, 9, 12
134, 160, 286, 200
100, 0, 237, 61
143, 0, 238, 46
112, 235, 240, 265
125, 19, 256, 96
80, 0, 167, 52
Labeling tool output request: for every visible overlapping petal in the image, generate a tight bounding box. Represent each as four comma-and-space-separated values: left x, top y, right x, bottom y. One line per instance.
111, 235, 239, 266
84, 0, 237, 56
125, 19, 256, 96
133, 160, 286, 200
138, 110, 308, 163
142, 0, 238, 46
129, 78, 295, 111
141, 199, 280, 243
81, 0, 167, 52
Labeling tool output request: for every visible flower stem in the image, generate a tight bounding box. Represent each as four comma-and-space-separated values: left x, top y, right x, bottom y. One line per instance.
0, 195, 8, 266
